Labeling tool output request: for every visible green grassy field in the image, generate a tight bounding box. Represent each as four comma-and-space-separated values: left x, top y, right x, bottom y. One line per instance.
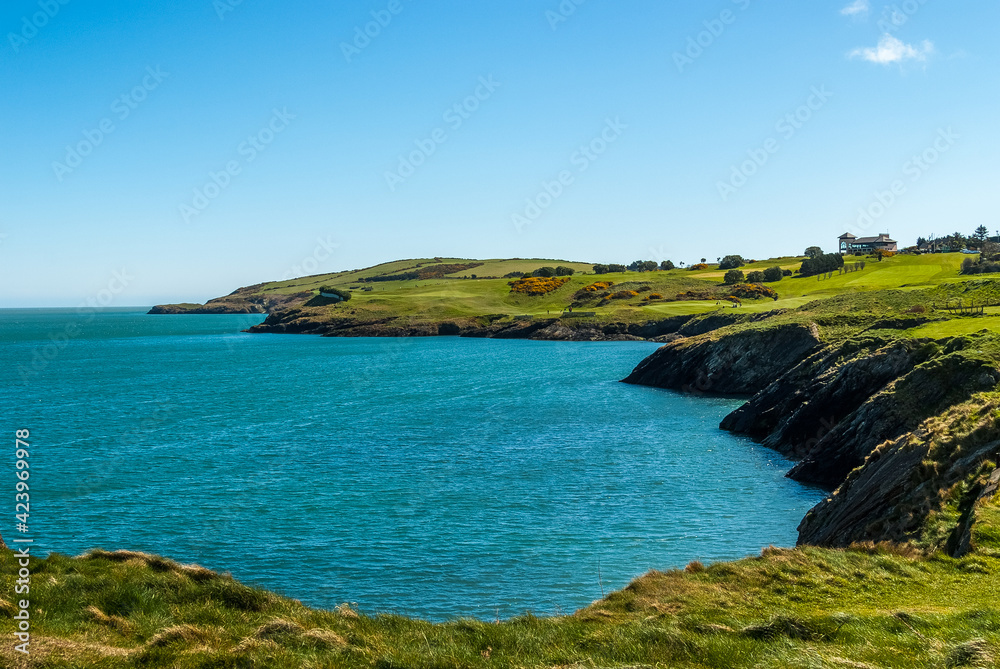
180, 253, 988, 333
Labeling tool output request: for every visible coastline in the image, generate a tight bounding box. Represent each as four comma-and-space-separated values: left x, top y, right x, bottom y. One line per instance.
10, 299, 1000, 665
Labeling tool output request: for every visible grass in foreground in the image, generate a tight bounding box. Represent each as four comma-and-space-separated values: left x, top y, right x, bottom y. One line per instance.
5, 517, 1000, 669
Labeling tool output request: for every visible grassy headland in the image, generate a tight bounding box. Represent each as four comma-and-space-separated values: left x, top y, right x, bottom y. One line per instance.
150, 253, 1000, 341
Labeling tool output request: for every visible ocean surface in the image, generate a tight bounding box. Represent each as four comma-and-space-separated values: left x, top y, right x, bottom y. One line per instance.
1, 308, 824, 621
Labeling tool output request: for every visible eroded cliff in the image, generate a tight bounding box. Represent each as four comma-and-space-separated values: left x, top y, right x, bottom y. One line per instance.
624, 326, 1000, 550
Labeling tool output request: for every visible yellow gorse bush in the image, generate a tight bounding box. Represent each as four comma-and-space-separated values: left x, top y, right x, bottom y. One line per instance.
508, 277, 571, 295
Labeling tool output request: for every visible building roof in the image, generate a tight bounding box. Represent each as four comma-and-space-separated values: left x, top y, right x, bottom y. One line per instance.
852, 234, 896, 244
839, 232, 857, 239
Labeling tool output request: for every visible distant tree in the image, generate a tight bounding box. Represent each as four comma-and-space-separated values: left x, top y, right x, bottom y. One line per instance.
627, 260, 659, 272
555, 266, 575, 276
799, 253, 844, 277
782, 269, 793, 277
531, 266, 557, 277
975, 225, 990, 243
608, 264, 627, 273
916, 236, 928, 247
504, 271, 525, 278
660, 260, 675, 271
746, 270, 764, 283
804, 246, 823, 259
592, 264, 609, 275
718, 255, 746, 270
762, 266, 783, 282
723, 269, 745, 285
700, 257, 707, 263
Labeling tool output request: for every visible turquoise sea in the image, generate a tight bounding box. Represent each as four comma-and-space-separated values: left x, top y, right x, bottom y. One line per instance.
1, 308, 824, 621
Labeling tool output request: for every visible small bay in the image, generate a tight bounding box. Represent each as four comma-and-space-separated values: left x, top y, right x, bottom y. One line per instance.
1, 308, 824, 621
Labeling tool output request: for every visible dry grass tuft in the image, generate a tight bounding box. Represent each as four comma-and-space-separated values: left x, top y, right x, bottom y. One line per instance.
946, 638, 993, 667
78, 549, 220, 582
336, 602, 360, 618
825, 657, 875, 668
695, 623, 734, 634
81, 549, 176, 572
177, 563, 219, 582
84, 605, 135, 635
233, 637, 280, 653
848, 540, 924, 558
254, 618, 304, 639
1, 635, 135, 662
302, 628, 349, 649
741, 616, 823, 641
146, 624, 213, 648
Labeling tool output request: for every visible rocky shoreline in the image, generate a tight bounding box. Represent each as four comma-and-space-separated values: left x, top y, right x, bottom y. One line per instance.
226, 303, 791, 342
622, 322, 1000, 553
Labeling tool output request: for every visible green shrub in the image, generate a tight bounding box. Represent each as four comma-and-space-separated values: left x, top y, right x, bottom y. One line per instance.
719, 255, 746, 270
724, 269, 745, 285
800, 253, 844, 277
728, 283, 779, 300
763, 266, 784, 282
593, 264, 626, 274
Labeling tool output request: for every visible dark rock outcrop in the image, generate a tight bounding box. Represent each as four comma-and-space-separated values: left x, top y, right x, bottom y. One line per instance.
676, 310, 788, 337
625, 324, 1000, 548
149, 291, 310, 315
797, 395, 1000, 550
709, 333, 1000, 489
249, 310, 705, 341
719, 337, 922, 454
786, 349, 1000, 486
621, 322, 822, 395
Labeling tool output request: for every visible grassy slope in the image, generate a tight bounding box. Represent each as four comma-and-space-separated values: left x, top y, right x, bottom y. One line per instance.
181, 253, 998, 333
6, 505, 1000, 668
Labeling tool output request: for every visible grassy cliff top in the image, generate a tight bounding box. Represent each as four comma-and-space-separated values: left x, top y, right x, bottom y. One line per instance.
153, 253, 1000, 338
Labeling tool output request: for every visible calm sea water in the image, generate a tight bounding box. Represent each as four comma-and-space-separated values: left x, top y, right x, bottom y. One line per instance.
1, 308, 823, 621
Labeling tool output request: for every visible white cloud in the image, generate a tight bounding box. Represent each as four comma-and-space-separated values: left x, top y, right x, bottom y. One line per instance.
840, 0, 870, 17
850, 33, 934, 64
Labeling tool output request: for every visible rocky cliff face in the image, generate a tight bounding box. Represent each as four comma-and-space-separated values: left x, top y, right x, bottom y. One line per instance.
624, 327, 1000, 549
785, 347, 1000, 486
249, 309, 710, 341
714, 336, 1000, 487
621, 322, 822, 395
797, 393, 1000, 553
148, 290, 310, 315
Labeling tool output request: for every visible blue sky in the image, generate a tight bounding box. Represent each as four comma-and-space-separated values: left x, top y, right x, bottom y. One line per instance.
1, 0, 997, 306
